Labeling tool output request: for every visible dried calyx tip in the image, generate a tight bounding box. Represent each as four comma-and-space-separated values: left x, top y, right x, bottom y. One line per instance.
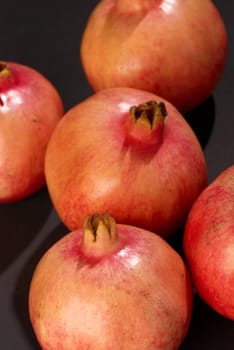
0, 62, 14, 88
0, 62, 7, 71
130, 100, 167, 129
82, 213, 118, 258
0, 62, 11, 76
83, 212, 116, 242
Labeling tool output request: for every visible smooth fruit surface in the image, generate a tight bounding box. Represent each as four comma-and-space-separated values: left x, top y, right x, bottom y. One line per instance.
45, 87, 207, 238
183, 165, 234, 320
80, 0, 227, 112
0, 61, 64, 202
29, 213, 193, 350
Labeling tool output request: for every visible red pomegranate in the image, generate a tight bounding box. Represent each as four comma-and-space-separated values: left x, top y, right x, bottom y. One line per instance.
183, 165, 234, 320
80, 0, 227, 112
45, 87, 207, 238
0, 61, 64, 202
29, 213, 193, 350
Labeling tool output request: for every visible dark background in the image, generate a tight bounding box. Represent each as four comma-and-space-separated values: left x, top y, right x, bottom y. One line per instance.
0, 1, 233, 349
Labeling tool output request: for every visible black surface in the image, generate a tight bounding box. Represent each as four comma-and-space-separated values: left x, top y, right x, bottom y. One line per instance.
0, 1, 233, 349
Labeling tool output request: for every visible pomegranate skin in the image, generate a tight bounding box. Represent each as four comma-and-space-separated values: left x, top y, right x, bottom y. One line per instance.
0, 61, 64, 202
29, 214, 193, 350
80, 0, 227, 113
183, 165, 234, 320
45, 87, 207, 238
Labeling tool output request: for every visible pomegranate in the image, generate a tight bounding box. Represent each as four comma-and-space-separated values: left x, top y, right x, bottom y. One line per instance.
80, 0, 227, 113
183, 165, 234, 320
0, 61, 64, 202
45, 87, 207, 238
29, 212, 193, 350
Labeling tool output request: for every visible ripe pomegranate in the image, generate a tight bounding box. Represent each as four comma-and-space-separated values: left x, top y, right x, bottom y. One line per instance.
29, 213, 193, 350
80, 0, 227, 113
183, 165, 234, 320
0, 61, 64, 202
45, 87, 207, 238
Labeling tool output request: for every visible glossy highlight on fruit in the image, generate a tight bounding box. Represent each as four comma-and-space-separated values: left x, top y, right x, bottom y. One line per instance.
80, 0, 227, 112
45, 87, 207, 238
0, 61, 64, 202
29, 213, 193, 350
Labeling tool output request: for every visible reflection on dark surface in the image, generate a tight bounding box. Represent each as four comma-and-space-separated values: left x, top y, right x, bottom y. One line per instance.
0, 187, 52, 273
184, 96, 216, 149
13, 221, 67, 349
181, 294, 234, 349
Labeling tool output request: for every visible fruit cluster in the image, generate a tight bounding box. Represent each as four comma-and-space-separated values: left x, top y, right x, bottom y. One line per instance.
1, 1, 233, 350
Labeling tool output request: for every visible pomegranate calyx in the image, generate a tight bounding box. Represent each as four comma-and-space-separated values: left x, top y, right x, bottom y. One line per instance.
0, 62, 14, 89
130, 100, 167, 130
81, 213, 119, 258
